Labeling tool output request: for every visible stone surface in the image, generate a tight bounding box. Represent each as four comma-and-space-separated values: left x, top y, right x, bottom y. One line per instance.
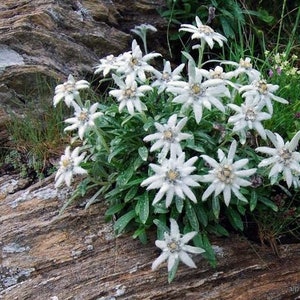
0, 0, 167, 145
0, 174, 300, 299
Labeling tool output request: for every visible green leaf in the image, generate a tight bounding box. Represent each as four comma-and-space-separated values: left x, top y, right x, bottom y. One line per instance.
175, 196, 184, 213
116, 167, 134, 186
258, 196, 278, 212
105, 203, 125, 216
124, 186, 138, 202
132, 227, 147, 244
249, 190, 258, 212
137, 194, 149, 224
212, 197, 220, 219
185, 200, 199, 231
153, 218, 169, 240
138, 146, 148, 161
168, 259, 179, 283
226, 207, 244, 231
195, 203, 208, 227
114, 210, 136, 234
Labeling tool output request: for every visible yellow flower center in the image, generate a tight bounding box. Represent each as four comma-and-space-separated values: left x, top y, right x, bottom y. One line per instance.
166, 169, 180, 182
239, 58, 252, 69
124, 88, 135, 97
64, 83, 75, 92
62, 157, 72, 168
167, 240, 180, 253
211, 66, 224, 79
279, 148, 292, 164
217, 164, 234, 184
257, 80, 268, 94
191, 84, 201, 95
245, 108, 256, 121
130, 58, 138, 66
163, 129, 174, 141
78, 111, 89, 122
199, 25, 214, 34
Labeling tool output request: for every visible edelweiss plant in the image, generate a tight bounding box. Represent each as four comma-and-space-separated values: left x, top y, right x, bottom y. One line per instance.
53, 16, 300, 281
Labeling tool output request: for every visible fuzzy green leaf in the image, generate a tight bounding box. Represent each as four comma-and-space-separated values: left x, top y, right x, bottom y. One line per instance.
114, 210, 136, 234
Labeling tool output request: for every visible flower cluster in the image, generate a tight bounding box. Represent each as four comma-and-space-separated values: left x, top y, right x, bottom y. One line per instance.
53, 17, 300, 281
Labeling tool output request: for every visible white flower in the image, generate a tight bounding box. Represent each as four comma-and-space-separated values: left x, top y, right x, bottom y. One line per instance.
143, 114, 192, 162
53, 74, 90, 107
232, 57, 261, 82
151, 60, 185, 94
239, 79, 289, 114
94, 54, 119, 77
179, 16, 227, 49
228, 97, 272, 144
256, 130, 300, 188
116, 39, 161, 82
109, 74, 152, 115
152, 218, 205, 272
64, 102, 103, 140
55, 146, 87, 188
200, 140, 257, 206
167, 61, 229, 123
141, 152, 201, 207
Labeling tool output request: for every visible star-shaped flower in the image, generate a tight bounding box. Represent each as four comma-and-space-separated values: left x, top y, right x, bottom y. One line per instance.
228, 96, 271, 144
179, 16, 227, 49
239, 78, 289, 114
64, 102, 103, 140
109, 74, 152, 115
143, 114, 192, 162
53, 74, 90, 107
256, 130, 300, 188
152, 218, 205, 272
141, 152, 201, 207
200, 140, 257, 206
55, 146, 87, 188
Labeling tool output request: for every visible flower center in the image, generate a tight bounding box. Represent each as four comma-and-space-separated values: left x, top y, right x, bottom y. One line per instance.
61, 157, 72, 168
217, 164, 234, 184
167, 239, 181, 253
211, 66, 224, 79
130, 58, 139, 66
64, 83, 75, 92
191, 83, 201, 95
124, 88, 135, 97
239, 58, 252, 69
78, 111, 89, 122
257, 80, 268, 94
199, 25, 214, 34
245, 108, 256, 121
162, 72, 170, 81
166, 169, 180, 182
279, 148, 292, 164
163, 129, 175, 141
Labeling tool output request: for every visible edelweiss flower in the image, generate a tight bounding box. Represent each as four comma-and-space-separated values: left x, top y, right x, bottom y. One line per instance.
94, 54, 119, 77
151, 60, 185, 94
55, 146, 87, 188
239, 79, 289, 114
152, 218, 205, 272
256, 130, 300, 188
167, 61, 229, 123
53, 74, 90, 107
64, 102, 103, 140
141, 152, 201, 207
179, 16, 227, 49
116, 39, 161, 82
143, 114, 192, 162
228, 97, 272, 144
109, 74, 152, 115
200, 140, 257, 206
230, 57, 261, 82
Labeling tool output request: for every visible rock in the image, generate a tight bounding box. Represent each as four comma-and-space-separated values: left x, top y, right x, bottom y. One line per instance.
0, 175, 300, 299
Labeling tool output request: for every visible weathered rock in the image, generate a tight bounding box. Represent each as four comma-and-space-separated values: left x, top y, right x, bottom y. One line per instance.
0, 175, 300, 299
0, 0, 167, 103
